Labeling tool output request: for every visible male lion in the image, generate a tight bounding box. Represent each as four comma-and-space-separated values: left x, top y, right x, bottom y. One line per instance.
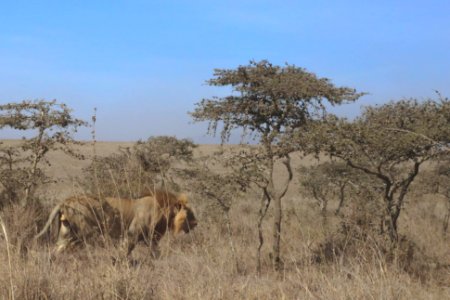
35, 190, 198, 257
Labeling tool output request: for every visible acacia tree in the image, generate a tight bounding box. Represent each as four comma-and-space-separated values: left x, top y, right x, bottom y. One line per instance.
191, 60, 362, 271
0, 100, 87, 205
310, 99, 450, 243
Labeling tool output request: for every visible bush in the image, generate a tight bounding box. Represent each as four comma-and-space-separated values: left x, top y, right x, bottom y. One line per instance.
83, 136, 196, 198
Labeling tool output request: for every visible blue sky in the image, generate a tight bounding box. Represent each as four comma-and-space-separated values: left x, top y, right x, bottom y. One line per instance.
1, 1, 449, 143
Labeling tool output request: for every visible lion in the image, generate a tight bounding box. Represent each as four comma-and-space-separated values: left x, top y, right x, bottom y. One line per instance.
35, 190, 198, 257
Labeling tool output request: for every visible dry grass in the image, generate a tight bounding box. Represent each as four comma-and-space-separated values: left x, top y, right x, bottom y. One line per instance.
0, 142, 449, 299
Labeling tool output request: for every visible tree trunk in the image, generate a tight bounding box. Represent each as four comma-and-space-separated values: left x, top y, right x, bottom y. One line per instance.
335, 183, 346, 215
387, 209, 399, 242
23, 128, 45, 206
257, 189, 271, 275
271, 154, 292, 271
272, 194, 282, 270
386, 169, 418, 243
383, 197, 400, 243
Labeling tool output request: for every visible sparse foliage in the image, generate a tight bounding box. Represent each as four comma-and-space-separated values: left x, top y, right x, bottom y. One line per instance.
308, 98, 450, 243
191, 60, 363, 271
84, 136, 196, 198
0, 100, 87, 206
134, 136, 196, 183
0, 146, 28, 207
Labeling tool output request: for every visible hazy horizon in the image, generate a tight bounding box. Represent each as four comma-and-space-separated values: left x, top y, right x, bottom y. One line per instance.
1, 1, 449, 143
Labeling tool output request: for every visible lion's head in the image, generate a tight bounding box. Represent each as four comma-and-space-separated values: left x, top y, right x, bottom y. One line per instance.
172, 194, 198, 234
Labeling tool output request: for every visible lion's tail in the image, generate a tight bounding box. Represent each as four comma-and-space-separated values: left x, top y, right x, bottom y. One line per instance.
35, 203, 62, 240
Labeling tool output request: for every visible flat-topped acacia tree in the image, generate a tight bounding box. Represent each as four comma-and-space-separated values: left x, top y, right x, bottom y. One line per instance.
311, 98, 450, 243
191, 60, 363, 271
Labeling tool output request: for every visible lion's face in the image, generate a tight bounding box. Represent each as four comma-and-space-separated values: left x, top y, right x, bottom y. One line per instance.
173, 205, 198, 234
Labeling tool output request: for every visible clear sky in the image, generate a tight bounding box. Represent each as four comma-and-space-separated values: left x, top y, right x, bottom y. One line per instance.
1, 1, 449, 143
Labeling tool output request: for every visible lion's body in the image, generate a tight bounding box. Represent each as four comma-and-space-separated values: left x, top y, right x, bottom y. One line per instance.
36, 190, 197, 256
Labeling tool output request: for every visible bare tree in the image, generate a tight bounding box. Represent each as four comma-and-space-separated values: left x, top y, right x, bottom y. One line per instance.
191, 60, 363, 271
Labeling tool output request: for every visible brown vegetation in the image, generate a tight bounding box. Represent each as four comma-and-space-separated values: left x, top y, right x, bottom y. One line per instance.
0, 141, 448, 299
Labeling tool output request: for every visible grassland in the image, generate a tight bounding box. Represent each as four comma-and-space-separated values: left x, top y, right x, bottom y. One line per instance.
0, 141, 449, 299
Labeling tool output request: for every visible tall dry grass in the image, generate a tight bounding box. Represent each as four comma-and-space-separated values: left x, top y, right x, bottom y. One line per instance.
0, 143, 449, 299
0, 192, 449, 299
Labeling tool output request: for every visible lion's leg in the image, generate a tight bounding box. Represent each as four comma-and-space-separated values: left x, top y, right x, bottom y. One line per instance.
126, 237, 137, 257
142, 236, 160, 258
150, 239, 161, 258
120, 234, 137, 258
122, 219, 141, 257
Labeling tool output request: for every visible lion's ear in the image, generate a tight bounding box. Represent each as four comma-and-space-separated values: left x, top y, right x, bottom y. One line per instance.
177, 193, 188, 206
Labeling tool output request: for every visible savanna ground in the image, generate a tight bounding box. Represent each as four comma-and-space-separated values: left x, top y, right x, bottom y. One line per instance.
0, 140, 449, 300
